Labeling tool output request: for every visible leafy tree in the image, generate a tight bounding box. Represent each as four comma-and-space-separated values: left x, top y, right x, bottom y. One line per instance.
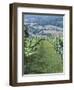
54, 36, 63, 59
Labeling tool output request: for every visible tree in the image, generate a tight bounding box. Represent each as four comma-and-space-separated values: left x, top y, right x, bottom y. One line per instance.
54, 36, 63, 59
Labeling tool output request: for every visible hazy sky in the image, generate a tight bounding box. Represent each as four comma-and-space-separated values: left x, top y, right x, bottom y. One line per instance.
23, 13, 64, 27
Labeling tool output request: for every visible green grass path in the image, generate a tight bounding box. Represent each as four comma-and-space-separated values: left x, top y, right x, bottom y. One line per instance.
37, 40, 63, 73
25, 40, 63, 74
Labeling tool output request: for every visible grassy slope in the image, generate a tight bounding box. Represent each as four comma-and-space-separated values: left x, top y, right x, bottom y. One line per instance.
38, 40, 63, 73
25, 39, 63, 74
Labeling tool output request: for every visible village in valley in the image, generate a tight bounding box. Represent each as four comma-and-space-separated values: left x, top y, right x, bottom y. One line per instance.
24, 22, 63, 38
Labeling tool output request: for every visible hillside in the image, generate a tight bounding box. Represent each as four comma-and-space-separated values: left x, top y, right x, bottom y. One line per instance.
24, 24, 63, 38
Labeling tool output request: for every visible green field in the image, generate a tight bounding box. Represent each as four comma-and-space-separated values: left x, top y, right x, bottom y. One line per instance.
24, 37, 63, 74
